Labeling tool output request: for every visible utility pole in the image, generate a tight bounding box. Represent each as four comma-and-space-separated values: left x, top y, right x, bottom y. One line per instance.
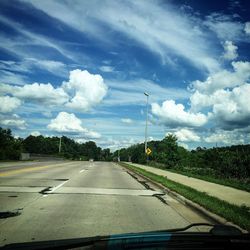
59, 136, 62, 154
144, 92, 149, 164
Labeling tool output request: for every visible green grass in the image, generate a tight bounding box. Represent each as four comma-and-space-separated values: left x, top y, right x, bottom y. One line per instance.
147, 161, 250, 192
119, 162, 250, 232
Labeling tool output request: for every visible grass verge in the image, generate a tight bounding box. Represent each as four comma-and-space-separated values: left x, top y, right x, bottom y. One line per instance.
148, 162, 250, 192
119, 162, 250, 232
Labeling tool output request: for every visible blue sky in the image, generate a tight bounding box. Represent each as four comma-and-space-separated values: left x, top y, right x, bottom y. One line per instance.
0, 0, 250, 150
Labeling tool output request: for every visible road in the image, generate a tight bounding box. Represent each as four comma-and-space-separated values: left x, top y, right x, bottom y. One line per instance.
0, 161, 212, 246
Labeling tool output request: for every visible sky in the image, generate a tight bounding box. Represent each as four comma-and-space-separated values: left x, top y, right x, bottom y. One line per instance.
0, 0, 250, 150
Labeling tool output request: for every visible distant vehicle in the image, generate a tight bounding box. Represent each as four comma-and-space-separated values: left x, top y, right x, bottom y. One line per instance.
89, 159, 94, 162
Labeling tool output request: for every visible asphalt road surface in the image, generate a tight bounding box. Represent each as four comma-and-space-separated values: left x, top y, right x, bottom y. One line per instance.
0, 161, 212, 246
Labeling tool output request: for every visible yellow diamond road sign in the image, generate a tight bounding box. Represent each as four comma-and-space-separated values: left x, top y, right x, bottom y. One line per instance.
146, 148, 152, 155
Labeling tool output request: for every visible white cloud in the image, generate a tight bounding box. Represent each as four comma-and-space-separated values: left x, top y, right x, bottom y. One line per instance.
191, 61, 250, 95
63, 69, 108, 111
47, 112, 101, 139
0, 15, 81, 64
245, 22, 250, 35
1, 69, 108, 112
84, 130, 101, 139
152, 100, 207, 127
0, 96, 21, 113
174, 128, 200, 142
25, 0, 220, 72
210, 84, 250, 128
189, 59, 250, 129
222, 41, 238, 60
0, 83, 14, 94
48, 112, 87, 133
99, 66, 114, 73
178, 142, 189, 149
13, 82, 69, 106
121, 118, 133, 124
26, 59, 68, 77
0, 114, 27, 130
31, 131, 41, 136
204, 13, 244, 41
0, 70, 27, 85
204, 129, 245, 145
97, 137, 139, 151
0, 60, 30, 74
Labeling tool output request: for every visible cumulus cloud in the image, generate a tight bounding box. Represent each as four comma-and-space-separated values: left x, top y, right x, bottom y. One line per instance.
13, 83, 69, 105
210, 84, 250, 128
0, 96, 21, 113
174, 128, 200, 142
63, 69, 108, 111
47, 112, 101, 139
190, 60, 250, 129
245, 22, 250, 35
191, 61, 250, 95
222, 41, 238, 60
0, 114, 26, 130
151, 100, 207, 127
48, 112, 87, 133
204, 129, 245, 145
1, 82, 69, 106
121, 118, 133, 124
1, 69, 108, 112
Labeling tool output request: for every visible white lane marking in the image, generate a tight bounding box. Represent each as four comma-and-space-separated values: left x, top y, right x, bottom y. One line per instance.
48, 180, 68, 193
43, 195, 48, 197
79, 169, 85, 173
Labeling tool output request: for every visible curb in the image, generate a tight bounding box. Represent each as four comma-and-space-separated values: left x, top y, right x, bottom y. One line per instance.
119, 162, 248, 233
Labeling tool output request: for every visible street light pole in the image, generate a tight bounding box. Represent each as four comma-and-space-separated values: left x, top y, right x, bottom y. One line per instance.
118, 149, 120, 162
144, 92, 149, 160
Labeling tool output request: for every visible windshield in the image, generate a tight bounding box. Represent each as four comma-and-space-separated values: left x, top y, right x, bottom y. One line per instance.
0, 0, 250, 247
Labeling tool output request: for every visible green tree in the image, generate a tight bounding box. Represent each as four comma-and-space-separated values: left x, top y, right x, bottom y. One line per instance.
0, 127, 22, 160
157, 134, 180, 168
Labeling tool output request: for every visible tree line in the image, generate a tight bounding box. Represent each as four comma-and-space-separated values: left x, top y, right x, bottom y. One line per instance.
114, 134, 250, 180
0, 127, 112, 161
1, 127, 249, 180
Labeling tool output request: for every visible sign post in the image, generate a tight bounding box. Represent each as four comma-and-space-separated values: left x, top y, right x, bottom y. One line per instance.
146, 147, 152, 165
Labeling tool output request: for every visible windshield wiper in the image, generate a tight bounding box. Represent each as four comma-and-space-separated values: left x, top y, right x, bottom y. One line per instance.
1, 224, 247, 250
153, 223, 243, 236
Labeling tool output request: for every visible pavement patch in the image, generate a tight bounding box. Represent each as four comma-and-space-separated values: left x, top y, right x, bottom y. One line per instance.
39, 187, 52, 195
0, 210, 21, 219
46, 187, 164, 196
